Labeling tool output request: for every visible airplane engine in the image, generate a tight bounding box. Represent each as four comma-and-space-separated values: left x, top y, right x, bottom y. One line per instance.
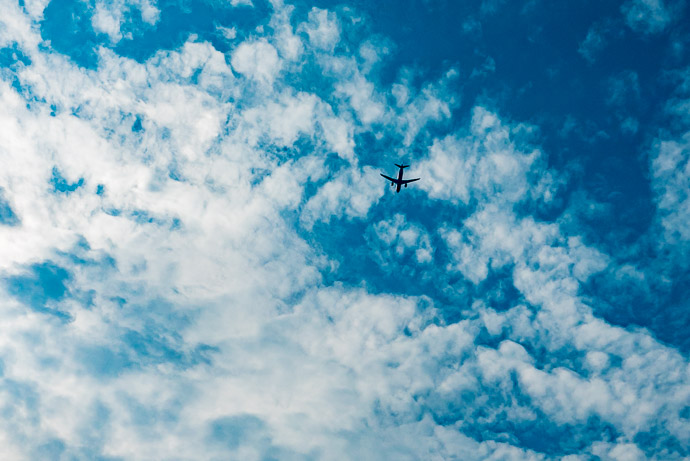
391, 182, 395, 186
404, 183, 407, 187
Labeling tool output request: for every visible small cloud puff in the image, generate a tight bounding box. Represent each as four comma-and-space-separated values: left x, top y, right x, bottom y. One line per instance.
650, 132, 690, 243
370, 214, 434, 265
300, 7, 340, 52
578, 20, 617, 64
231, 39, 281, 85
91, 0, 160, 43
621, 0, 673, 35
417, 106, 541, 205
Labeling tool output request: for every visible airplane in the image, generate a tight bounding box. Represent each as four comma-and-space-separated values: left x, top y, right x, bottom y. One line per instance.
380, 163, 420, 193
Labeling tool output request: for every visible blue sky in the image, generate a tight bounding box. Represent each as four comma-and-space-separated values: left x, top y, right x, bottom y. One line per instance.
0, 0, 689, 459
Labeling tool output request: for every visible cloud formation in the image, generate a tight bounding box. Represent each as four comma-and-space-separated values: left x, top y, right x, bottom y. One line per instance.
621, 0, 673, 35
0, 0, 688, 459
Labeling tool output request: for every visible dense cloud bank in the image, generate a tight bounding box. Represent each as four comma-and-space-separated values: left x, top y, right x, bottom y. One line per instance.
0, 0, 688, 459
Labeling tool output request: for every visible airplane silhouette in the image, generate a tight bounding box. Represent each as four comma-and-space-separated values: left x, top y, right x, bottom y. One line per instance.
380, 163, 420, 193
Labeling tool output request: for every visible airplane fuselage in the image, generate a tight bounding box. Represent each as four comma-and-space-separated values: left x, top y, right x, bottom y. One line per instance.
396, 166, 405, 192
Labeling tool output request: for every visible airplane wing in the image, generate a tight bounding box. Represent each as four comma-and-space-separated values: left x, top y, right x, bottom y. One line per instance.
380, 173, 399, 183
401, 178, 420, 184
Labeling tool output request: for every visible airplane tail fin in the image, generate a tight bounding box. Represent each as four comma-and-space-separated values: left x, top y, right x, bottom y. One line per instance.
395, 163, 409, 169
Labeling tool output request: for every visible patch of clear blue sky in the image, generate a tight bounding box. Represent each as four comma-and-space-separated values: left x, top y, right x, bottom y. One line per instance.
51, 167, 85, 194
0, 44, 31, 69
35, 0, 690, 354
5, 261, 73, 321
0, 188, 20, 226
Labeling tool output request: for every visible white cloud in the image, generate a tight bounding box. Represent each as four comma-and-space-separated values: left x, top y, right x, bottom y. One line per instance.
241, 91, 318, 147
0, 1, 41, 50
319, 115, 355, 160
0, 2, 688, 459
231, 39, 282, 86
591, 441, 646, 461
391, 70, 456, 146
647, 68, 690, 252
578, 21, 610, 64
300, 166, 384, 229
92, 4, 124, 42
91, 0, 161, 43
417, 107, 541, 205
426, 101, 689, 456
480, 0, 507, 16
334, 73, 386, 125
370, 214, 434, 265
218, 25, 237, 40
300, 7, 340, 52
441, 206, 561, 284
269, 4, 303, 62
621, 0, 673, 35
606, 70, 641, 107
650, 132, 690, 243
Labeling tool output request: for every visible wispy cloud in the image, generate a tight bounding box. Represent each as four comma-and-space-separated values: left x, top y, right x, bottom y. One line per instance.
578, 20, 619, 64
621, 0, 678, 35
651, 132, 690, 243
